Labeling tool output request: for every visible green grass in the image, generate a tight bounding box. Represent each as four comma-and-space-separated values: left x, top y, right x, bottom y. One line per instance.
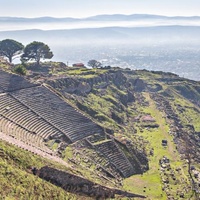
0, 140, 87, 200
172, 96, 200, 132
48, 67, 199, 199
103, 94, 119, 105
55, 68, 108, 78
109, 85, 127, 96
86, 93, 112, 116
123, 93, 192, 199
80, 92, 121, 129
64, 146, 73, 159
1, 65, 199, 199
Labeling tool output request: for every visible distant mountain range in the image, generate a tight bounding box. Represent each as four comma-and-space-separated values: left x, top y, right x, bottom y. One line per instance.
0, 26, 200, 46
86, 14, 200, 21
0, 14, 200, 54
0, 14, 199, 33
0, 14, 200, 23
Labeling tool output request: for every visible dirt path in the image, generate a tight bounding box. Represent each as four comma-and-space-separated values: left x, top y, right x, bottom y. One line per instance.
0, 131, 71, 168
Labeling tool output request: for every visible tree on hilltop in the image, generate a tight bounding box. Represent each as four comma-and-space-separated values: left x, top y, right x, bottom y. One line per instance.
21, 41, 53, 65
88, 59, 102, 68
0, 39, 24, 63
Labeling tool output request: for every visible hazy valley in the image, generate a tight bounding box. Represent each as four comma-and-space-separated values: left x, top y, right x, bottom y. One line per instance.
0, 14, 200, 81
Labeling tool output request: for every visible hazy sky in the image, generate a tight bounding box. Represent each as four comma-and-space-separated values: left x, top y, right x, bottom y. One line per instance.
0, 0, 200, 18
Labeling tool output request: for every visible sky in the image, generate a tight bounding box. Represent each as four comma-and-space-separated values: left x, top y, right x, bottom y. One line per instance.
0, 0, 200, 18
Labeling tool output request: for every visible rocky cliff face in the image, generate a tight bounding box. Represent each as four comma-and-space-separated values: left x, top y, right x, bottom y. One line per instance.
46, 70, 136, 105
46, 77, 92, 95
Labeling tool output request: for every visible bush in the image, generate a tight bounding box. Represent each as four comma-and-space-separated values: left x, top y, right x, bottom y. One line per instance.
13, 65, 27, 75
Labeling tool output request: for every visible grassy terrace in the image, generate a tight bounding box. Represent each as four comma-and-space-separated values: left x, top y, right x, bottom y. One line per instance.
54, 67, 108, 79
123, 93, 192, 200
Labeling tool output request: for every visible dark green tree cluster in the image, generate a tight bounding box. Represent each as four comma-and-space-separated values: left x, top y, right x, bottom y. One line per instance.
21, 41, 53, 65
0, 39, 24, 63
0, 39, 53, 65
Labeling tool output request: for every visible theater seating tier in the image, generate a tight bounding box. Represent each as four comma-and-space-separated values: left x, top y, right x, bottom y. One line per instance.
0, 70, 137, 178
0, 93, 65, 141
11, 86, 104, 142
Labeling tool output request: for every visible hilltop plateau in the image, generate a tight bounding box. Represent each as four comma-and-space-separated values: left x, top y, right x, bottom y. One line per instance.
0, 62, 200, 199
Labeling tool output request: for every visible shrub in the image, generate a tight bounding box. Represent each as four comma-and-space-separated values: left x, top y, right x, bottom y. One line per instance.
13, 65, 27, 75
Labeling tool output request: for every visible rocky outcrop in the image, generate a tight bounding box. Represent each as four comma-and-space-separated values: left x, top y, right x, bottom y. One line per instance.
46, 78, 92, 95
46, 71, 136, 107
131, 78, 147, 92
173, 85, 200, 107
46, 70, 128, 94
37, 166, 146, 199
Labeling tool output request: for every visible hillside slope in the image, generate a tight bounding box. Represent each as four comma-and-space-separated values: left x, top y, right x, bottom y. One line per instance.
45, 66, 200, 199
0, 63, 200, 199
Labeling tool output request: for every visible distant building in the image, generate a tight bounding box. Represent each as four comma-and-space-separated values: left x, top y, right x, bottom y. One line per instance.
72, 63, 85, 68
